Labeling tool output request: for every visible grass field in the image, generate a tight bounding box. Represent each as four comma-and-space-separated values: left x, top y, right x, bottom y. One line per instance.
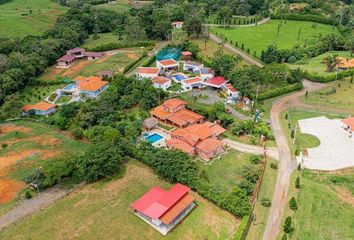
0, 0, 67, 38
94, 0, 131, 13
289, 51, 352, 76
300, 78, 354, 113
278, 169, 354, 240
81, 33, 121, 49
0, 160, 238, 240
211, 20, 339, 58
0, 120, 88, 213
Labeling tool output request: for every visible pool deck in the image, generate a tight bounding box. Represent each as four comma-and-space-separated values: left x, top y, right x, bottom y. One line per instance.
145, 128, 171, 147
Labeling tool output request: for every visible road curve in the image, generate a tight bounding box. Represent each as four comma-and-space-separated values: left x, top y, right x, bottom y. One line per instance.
262, 80, 325, 240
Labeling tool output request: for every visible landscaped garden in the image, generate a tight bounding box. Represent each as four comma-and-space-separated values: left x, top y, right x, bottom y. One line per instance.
211, 20, 339, 58
0, 160, 239, 240
0, 0, 67, 38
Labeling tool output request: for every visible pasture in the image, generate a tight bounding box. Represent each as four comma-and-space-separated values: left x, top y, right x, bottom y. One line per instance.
0, 0, 67, 38
211, 20, 338, 58
0, 160, 238, 240
0, 120, 88, 213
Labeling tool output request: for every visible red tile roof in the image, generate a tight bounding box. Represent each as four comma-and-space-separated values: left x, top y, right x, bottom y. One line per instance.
22, 102, 55, 112
131, 183, 191, 220
166, 138, 195, 155
136, 67, 159, 75
160, 193, 195, 225
57, 55, 76, 62
158, 59, 179, 67
342, 117, 354, 129
78, 79, 108, 92
183, 77, 202, 85
204, 76, 228, 88
181, 51, 192, 56
196, 138, 223, 153
152, 76, 171, 84
225, 83, 237, 93
163, 98, 186, 111
84, 51, 103, 57
66, 47, 85, 55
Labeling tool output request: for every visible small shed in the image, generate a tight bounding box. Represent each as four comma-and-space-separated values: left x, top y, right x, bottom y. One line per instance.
98, 70, 113, 79
181, 51, 193, 61
143, 117, 158, 130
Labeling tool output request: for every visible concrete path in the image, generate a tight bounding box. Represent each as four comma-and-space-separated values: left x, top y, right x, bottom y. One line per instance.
262, 80, 325, 240
209, 32, 264, 67
0, 186, 71, 231
224, 139, 279, 160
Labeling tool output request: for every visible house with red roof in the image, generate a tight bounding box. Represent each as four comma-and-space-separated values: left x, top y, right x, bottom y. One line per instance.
223, 83, 240, 98
203, 76, 228, 89
342, 117, 354, 131
131, 183, 195, 235
152, 76, 172, 90
136, 67, 160, 80
72, 76, 109, 98
181, 51, 192, 61
66, 47, 85, 58
181, 77, 204, 91
22, 102, 56, 116
200, 68, 215, 81
156, 59, 179, 74
183, 61, 204, 74
56, 55, 77, 68
150, 98, 204, 128
84, 51, 104, 60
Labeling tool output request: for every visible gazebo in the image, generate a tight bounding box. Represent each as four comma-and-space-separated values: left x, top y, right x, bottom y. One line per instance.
143, 117, 158, 130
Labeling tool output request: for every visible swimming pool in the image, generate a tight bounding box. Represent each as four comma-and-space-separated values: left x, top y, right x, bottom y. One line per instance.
173, 74, 187, 82
63, 83, 77, 91
145, 133, 164, 144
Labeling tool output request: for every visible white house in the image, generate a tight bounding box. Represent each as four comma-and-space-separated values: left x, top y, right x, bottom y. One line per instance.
200, 68, 215, 81
203, 76, 228, 89
181, 77, 204, 91
171, 21, 184, 29
156, 59, 179, 74
56, 55, 76, 68
22, 102, 56, 116
136, 67, 160, 80
183, 62, 204, 74
84, 51, 104, 60
152, 76, 172, 90
224, 83, 240, 98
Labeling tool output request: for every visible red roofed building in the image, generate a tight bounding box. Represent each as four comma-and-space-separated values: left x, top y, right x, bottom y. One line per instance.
84, 51, 104, 60
204, 76, 228, 89
223, 83, 240, 98
150, 98, 204, 128
342, 117, 354, 131
72, 76, 109, 98
56, 55, 77, 68
131, 183, 195, 235
156, 59, 179, 73
181, 51, 192, 61
152, 76, 172, 90
181, 77, 204, 90
136, 67, 160, 80
22, 102, 56, 116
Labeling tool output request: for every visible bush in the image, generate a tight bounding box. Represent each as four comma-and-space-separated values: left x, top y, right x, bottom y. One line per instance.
250, 155, 261, 164
238, 180, 254, 195
241, 166, 261, 183
271, 13, 335, 25
281, 233, 288, 240
142, 55, 156, 67
252, 82, 303, 101
71, 127, 84, 140
233, 216, 249, 240
283, 216, 294, 233
1, 143, 8, 149
270, 162, 278, 169
305, 69, 354, 83
290, 129, 295, 138
287, 55, 297, 63
295, 177, 301, 188
25, 191, 32, 199
261, 197, 272, 207
289, 197, 298, 210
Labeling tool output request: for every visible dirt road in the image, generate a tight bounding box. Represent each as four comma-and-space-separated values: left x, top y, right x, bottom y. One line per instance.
262, 80, 325, 240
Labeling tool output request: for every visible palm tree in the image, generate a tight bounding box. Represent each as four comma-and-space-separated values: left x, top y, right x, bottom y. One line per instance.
323, 54, 339, 72
345, 38, 354, 56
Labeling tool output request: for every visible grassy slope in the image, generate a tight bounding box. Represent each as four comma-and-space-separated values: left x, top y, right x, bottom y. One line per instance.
0, 0, 67, 38
288, 51, 352, 76
211, 20, 338, 57
0, 160, 238, 240
300, 78, 354, 113
278, 169, 354, 240
81, 33, 121, 49
94, 0, 131, 13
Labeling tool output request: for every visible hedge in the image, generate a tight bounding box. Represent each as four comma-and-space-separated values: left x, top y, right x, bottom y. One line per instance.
142, 55, 156, 67
233, 216, 250, 240
195, 53, 212, 67
252, 82, 303, 101
123, 52, 147, 73
305, 69, 354, 83
270, 13, 335, 26
87, 41, 155, 52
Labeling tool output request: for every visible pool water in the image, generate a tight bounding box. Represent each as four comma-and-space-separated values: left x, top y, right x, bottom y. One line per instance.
63, 83, 77, 91
146, 133, 163, 144
174, 74, 186, 82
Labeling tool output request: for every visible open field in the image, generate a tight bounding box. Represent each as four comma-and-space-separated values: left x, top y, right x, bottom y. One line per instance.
211, 20, 339, 57
41, 50, 141, 80
94, 0, 131, 13
81, 33, 121, 50
278, 169, 354, 240
300, 78, 354, 113
0, 0, 67, 38
289, 51, 352, 76
247, 159, 278, 240
0, 160, 238, 240
0, 121, 88, 212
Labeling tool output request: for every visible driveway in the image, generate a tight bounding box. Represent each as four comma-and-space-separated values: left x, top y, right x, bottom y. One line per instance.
298, 116, 354, 170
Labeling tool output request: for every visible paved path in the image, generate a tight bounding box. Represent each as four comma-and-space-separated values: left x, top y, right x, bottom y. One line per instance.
224, 139, 279, 160
262, 80, 325, 240
0, 186, 73, 231
209, 32, 264, 67
206, 17, 270, 28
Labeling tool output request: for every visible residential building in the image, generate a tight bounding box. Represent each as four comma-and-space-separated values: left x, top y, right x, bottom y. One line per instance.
342, 117, 354, 131
66, 47, 85, 58
56, 55, 76, 68
224, 83, 240, 98
195, 138, 224, 160
73, 76, 109, 98
171, 21, 184, 29
181, 51, 192, 61
181, 77, 204, 91
98, 70, 113, 79
183, 61, 204, 74
136, 67, 160, 80
152, 76, 172, 90
150, 98, 204, 128
131, 183, 195, 235
156, 59, 179, 74
85, 51, 104, 60
22, 102, 56, 116
200, 68, 215, 81
203, 76, 228, 89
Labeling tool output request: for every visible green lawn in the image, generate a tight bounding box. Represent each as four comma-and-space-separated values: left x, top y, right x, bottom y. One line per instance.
94, 0, 131, 13
81, 33, 121, 49
0, 160, 238, 240
21, 84, 65, 104
211, 20, 339, 58
300, 78, 354, 114
0, 0, 67, 38
288, 51, 352, 76
278, 169, 354, 240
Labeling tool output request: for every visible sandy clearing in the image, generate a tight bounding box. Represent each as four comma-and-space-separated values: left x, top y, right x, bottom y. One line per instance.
336, 186, 354, 207
0, 179, 26, 204
0, 125, 32, 135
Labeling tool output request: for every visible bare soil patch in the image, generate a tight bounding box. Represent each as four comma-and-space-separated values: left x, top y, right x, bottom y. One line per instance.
3, 135, 62, 147
126, 52, 138, 59
0, 179, 25, 204
0, 125, 32, 135
62, 61, 90, 77
336, 186, 354, 207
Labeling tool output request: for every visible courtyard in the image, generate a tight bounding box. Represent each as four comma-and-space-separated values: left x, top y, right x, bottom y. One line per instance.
299, 116, 354, 170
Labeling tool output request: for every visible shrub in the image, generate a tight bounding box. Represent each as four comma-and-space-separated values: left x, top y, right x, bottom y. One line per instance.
241, 166, 261, 183
1, 143, 8, 149
281, 233, 288, 240
87, 41, 155, 52
233, 216, 249, 240
271, 13, 335, 25
270, 162, 278, 169
238, 180, 254, 195
290, 129, 295, 138
283, 216, 294, 233
250, 155, 261, 164
289, 197, 298, 210
261, 197, 272, 207
287, 55, 297, 63
25, 191, 32, 199
252, 82, 303, 101
295, 177, 301, 188
71, 127, 84, 140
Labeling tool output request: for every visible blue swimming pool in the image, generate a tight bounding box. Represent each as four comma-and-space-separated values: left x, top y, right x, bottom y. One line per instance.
174, 74, 187, 82
63, 83, 77, 91
146, 133, 164, 144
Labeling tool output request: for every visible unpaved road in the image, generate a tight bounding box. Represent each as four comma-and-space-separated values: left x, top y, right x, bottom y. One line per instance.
262, 80, 325, 240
